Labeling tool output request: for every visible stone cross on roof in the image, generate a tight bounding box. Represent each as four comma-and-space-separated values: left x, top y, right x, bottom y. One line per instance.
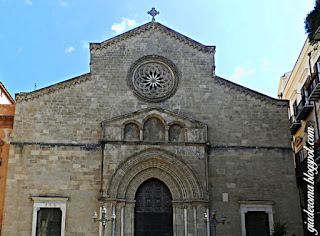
148, 8, 159, 22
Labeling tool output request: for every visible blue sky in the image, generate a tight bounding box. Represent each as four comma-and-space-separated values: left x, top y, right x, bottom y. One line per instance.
0, 0, 316, 98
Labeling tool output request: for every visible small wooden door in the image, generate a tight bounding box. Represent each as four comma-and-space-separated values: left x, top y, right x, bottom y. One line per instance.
134, 178, 173, 236
245, 211, 270, 236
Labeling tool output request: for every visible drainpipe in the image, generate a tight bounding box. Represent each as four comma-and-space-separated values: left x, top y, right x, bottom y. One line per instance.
308, 51, 320, 139
99, 140, 106, 201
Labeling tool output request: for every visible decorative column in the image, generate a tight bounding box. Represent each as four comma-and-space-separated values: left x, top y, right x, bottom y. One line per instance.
111, 203, 116, 236
173, 204, 177, 236
116, 203, 125, 236
206, 208, 210, 236
184, 205, 188, 236
124, 202, 135, 236
193, 204, 198, 236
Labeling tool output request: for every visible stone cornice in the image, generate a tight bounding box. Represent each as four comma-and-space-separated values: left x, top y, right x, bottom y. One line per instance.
15, 73, 91, 103
90, 21, 215, 53
238, 200, 274, 205
31, 196, 69, 202
101, 107, 207, 127
214, 76, 289, 107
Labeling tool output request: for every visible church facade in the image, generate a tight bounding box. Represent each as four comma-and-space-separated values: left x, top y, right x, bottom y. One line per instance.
2, 17, 302, 236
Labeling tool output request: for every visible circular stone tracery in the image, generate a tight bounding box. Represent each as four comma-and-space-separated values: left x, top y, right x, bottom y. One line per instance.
128, 56, 179, 102
134, 63, 173, 97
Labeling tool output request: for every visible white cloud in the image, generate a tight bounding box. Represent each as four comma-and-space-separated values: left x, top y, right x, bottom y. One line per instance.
59, 0, 68, 7
111, 18, 137, 35
230, 67, 255, 80
81, 40, 89, 49
262, 61, 270, 71
25, 0, 32, 5
246, 69, 255, 75
65, 46, 75, 54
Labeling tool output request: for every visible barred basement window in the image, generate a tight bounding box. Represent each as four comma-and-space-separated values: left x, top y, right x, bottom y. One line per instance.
31, 197, 68, 236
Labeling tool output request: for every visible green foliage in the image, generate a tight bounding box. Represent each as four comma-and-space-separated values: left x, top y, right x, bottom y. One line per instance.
272, 221, 288, 236
305, 0, 320, 45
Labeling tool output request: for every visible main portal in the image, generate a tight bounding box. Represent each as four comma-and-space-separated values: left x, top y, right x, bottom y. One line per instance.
134, 178, 173, 236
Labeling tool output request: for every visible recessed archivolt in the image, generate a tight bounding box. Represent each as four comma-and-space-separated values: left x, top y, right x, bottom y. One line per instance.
117, 160, 188, 199
107, 148, 203, 201
125, 168, 182, 200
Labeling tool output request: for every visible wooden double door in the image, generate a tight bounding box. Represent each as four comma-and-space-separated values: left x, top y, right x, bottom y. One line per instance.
134, 178, 173, 236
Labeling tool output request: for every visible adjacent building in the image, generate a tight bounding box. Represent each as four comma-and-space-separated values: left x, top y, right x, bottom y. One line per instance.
0, 82, 15, 235
2, 16, 302, 236
278, 39, 320, 235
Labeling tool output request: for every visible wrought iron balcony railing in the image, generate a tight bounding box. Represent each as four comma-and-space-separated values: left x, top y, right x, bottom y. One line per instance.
290, 115, 301, 135
295, 96, 313, 121
306, 73, 320, 101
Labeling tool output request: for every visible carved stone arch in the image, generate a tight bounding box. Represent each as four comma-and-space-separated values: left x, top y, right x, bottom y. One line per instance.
125, 168, 183, 200
168, 121, 186, 128
117, 160, 189, 200
123, 120, 142, 141
107, 148, 203, 201
168, 121, 186, 142
123, 120, 142, 129
143, 115, 166, 142
142, 113, 167, 126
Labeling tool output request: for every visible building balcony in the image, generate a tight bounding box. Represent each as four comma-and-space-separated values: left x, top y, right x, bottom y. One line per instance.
306, 73, 320, 101
296, 156, 307, 182
295, 97, 313, 121
314, 141, 320, 164
290, 116, 301, 135
314, 26, 320, 40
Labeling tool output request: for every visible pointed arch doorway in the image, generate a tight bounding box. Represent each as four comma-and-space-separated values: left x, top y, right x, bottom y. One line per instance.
134, 178, 173, 236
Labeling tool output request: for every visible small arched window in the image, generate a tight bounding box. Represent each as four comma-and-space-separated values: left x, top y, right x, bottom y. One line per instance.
169, 124, 184, 142
124, 123, 140, 141
143, 117, 165, 142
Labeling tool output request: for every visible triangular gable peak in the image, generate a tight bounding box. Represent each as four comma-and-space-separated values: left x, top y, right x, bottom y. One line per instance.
101, 107, 207, 143
15, 73, 91, 103
0, 82, 15, 104
214, 76, 289, 107
90, 21, 215, 53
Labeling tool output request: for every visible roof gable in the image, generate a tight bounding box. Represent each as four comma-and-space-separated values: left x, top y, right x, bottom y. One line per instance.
15, 73, 91, 103
214, 76, 288, 106
0, 82, 15, 104
90, 21, 215, 53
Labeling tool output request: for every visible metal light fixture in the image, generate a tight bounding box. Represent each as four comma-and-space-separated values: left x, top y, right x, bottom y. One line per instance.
93, 206, 116, 236
203, 209, 226, 236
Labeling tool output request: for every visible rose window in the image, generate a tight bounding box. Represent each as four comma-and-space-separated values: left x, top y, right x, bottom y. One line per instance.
134, 63, 173, 98
128, 57, 179, 102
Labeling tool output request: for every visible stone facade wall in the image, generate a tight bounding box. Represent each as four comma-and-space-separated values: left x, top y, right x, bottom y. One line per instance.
3, 145, 101, 236
2, 23, 302, 235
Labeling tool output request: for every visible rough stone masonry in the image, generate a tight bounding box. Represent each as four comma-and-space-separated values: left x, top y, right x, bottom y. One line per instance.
2, 20, 302, 236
